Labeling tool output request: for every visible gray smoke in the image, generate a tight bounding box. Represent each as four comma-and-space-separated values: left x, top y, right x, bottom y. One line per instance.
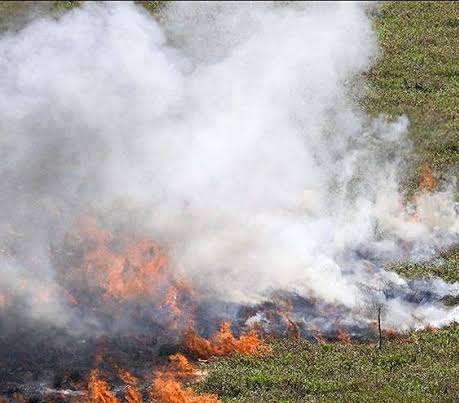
0, 1, 458, 333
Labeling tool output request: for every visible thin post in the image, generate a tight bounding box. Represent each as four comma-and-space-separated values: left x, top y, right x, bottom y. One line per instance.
377, 306, 383, 349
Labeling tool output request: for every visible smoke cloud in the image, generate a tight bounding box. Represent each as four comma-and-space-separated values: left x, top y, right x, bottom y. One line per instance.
0, 1, 458, 334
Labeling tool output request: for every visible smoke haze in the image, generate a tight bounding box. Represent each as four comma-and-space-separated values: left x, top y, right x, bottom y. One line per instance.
0, 1, 459, 334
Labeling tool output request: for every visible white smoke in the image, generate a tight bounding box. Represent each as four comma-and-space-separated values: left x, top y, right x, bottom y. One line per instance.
0, 1, 458, 332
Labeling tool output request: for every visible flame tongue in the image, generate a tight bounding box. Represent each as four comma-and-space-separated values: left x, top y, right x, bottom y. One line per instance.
151, 354, 220, 403
88, 370, 120, 403
151, 374, 221, 403
118, 371, 143, 403
185, 321, 270, 359
168, 353, 201, 378
83, 320, 270, 403
419, 162, 437, 192
79, 217, 170, 302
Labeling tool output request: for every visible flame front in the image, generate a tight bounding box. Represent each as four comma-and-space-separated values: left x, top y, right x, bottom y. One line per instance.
185, 321, 270, 359
118, 370, 143, 403
151, 354, 220, 403
88, 370, 120, 403
419, 162, 437, 192
151, 374, 221, 403
168, 353, 201, 378
80, 217, 170, 302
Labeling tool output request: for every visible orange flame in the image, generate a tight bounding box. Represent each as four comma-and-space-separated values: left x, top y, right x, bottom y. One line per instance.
277, 309, 301, 340
0, 293, 6, 309
87, 369, 120, 403
168, 353, 200, 378
11, 394, 26, 403
84, 236, 169, 302
150, 353, 220, 403
185, 321, 270, 359
337, 329, 352, 344
312, 329, 326, 344
118, 370, 143, 403
424, 324, 438, 333
160, 280, 196, 329
76, 217, 190, 308
151, 372, 221, 403
419, 162, 437, 192
163, 287, 181, 315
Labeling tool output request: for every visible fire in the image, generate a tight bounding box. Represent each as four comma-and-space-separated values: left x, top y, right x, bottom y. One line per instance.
49, 218, 275, 403
11, 394, 26, 403
86, 353, 214, 403
168, 353, 200, 378
163, 287, 182, 316
277, 309, 301, 340
118, 370, 143, 403
150, 352, 220, 403
161, 280, 196, 328
151, 372, 221, 403
381, 329, 414, 344
312, 330, 326, 344
419, 162, 437, 192
87, 370, 120, 403
382, 328, 399, 340
185, 321, 270, 359
424, 324, 438, 333
83, 230, 169, 302
72, 216, 195, 321
0, 293, 6, 309
337, 329, 352, 344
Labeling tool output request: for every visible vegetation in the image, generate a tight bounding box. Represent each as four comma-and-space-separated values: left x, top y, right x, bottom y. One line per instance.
365, 2, 459, 176
198, 327, 459, 403
0, 1, 165, 31
199, 3, 459, 402
365, 2, 459, 283
1, 2, 459, 402
392, 246, 459, 284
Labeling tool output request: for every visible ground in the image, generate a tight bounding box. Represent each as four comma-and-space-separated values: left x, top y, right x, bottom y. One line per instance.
198, 328, 459, 403
1, 1, 459, 402
198, 3, 459, 402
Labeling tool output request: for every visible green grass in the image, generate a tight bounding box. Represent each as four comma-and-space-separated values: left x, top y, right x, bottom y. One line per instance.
392, 246, 459, 284
365, 2, 459, 283
1, 2, 459, 402
197, 3, 459, 402
197, 327, 459, 403
0, 1, 165, 31
365, 2, 459, 180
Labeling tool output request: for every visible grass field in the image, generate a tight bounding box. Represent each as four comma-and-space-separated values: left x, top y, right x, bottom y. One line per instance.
365, 2, 459, 174
197, 327, 459, 403
198, 3, 459, 402
1, 2, 459, 402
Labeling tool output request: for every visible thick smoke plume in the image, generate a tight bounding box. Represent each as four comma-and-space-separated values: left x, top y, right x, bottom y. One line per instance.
0, 1, 458, 335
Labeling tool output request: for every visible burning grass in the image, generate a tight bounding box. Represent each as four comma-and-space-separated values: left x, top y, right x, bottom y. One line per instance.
197, 325, 459, 403
74, 353, 219, 403
118, 371, 143, 403
152, 373, 221, 403
77, 216, 171, 302
185, 322, 271, 359
70, 325, 269, 403
88, 370, 120, 403
1, 2, 459, 403
83, 345, 257, 403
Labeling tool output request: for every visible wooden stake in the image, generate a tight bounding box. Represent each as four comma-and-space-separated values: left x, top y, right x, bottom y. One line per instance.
377, 306, 383, 349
